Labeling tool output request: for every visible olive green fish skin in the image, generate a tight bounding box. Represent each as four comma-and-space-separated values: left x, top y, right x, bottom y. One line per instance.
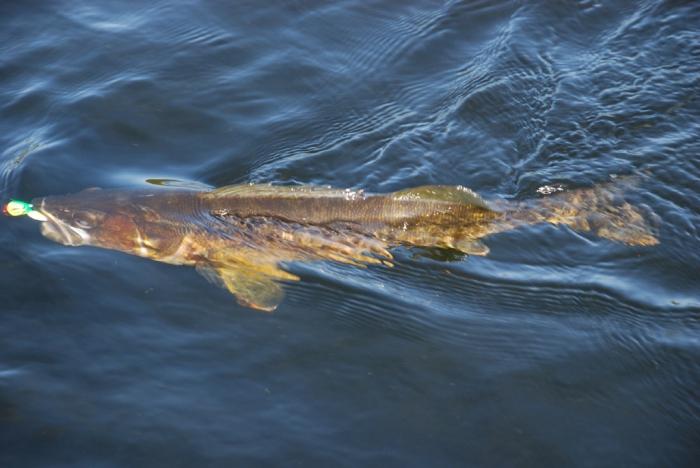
30, 180, 658, 311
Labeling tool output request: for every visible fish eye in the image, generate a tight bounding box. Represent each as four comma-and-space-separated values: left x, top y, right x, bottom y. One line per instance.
72, 210, 104, 230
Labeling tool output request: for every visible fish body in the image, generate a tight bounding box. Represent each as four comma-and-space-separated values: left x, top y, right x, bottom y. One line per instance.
30, 179, 658, 311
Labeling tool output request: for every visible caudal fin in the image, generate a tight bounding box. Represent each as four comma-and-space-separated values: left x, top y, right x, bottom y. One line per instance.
533, 175, 659, 246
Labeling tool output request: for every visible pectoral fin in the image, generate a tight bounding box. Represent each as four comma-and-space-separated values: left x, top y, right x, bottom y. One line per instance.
196, 263, 295, 312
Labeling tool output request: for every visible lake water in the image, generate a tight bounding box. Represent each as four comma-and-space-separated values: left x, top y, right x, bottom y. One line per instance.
1, 1, 699, 466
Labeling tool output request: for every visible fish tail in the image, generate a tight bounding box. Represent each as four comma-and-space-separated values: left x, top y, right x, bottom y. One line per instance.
530, 175, 659, 246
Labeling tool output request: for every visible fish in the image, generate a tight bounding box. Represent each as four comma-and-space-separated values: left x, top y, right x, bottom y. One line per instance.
27, 177, 658, 311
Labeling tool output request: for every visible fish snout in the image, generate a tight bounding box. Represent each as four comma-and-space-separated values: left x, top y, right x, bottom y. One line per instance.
34, 198, 91, 247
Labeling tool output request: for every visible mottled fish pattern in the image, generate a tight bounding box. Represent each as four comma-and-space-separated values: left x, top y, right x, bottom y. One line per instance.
32, 177, 658, 310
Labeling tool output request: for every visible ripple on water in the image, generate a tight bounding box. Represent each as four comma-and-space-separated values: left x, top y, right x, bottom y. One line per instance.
0, 128, 64, 199
60, 2, 164, 33
284, 242, 699, 369
242, 2, 529, 190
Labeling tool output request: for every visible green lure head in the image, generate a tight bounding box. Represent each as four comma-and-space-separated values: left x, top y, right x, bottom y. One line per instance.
3, 199, 48, 221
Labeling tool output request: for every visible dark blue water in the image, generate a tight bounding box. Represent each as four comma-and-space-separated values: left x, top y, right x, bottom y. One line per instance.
2, 1, 700, 466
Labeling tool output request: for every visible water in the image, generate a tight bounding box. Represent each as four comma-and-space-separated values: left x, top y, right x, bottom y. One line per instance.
1, 0, 699, 465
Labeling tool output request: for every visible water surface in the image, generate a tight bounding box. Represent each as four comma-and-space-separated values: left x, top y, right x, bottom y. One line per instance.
1, 0, 700, 466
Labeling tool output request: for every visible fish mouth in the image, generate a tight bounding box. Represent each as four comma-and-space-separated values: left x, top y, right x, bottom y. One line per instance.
35, 199, 90, 247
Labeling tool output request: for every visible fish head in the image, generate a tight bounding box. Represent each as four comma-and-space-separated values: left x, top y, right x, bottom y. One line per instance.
32, 188, 184, 258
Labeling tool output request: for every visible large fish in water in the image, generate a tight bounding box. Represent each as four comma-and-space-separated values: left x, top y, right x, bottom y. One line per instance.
18, 177, 657, 311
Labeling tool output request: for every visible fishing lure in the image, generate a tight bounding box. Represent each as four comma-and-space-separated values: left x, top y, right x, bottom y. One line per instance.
3, 199, 48, 221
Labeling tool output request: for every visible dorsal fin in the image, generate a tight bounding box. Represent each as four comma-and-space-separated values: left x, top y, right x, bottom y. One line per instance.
391, 185, 491, 209
203, 183, 365, 200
